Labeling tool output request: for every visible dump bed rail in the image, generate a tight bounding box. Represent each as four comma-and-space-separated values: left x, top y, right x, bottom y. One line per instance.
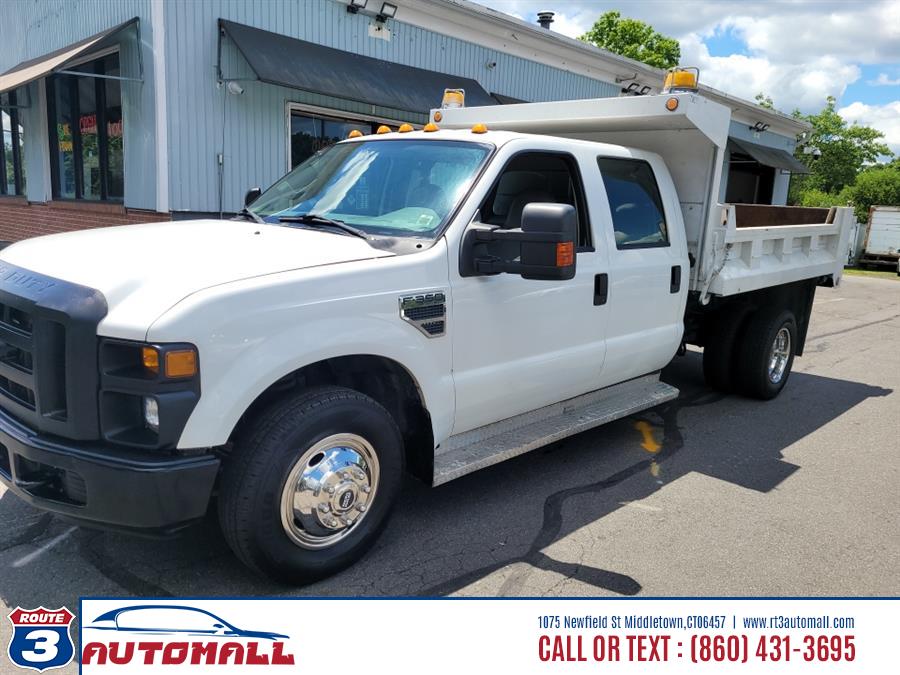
698, 204, 854, 299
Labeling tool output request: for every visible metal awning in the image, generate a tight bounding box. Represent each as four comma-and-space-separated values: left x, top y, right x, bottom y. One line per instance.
219, 19, 496, 115
0, 18, 140, 95
729, 138, 809, 174
491, 92, 528, 105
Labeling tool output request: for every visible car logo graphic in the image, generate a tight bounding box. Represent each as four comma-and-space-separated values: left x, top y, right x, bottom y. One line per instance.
81, 604, 295, 667
85, 605, 288, 640
7, 607, 75, 672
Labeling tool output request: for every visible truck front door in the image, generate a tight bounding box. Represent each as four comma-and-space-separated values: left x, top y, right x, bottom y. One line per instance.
448, 149, 609, 435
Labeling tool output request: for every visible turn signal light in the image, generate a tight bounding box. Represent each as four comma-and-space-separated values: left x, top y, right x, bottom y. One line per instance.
471, 123, 488, 134
376, 125, 391, 134
165, 349, 198, 378
433, 111, 443, 122
665, 97, 679, 111
347, 129, 364, 138
556, 242, 574, 267
398, 123, 414, 133
423, 122, 439, 132
142, 347, 160, 375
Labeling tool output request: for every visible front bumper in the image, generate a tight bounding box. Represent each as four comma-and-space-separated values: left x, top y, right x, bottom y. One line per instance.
0, 407, 219, 535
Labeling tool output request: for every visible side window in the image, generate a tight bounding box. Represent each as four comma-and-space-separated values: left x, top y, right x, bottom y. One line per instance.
480, 152, 591, 249
597, 157, 669, 249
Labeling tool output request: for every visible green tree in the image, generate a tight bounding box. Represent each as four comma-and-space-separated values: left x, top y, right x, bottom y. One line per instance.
579, 11, 680, 69
755, 93, 775, 110
790, 96, 892, 198
845, 165, 900, 222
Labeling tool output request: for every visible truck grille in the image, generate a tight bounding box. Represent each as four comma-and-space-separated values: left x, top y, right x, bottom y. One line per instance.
0, 262, 107, 440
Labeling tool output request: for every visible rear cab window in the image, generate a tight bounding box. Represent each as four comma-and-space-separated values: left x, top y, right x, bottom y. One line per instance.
597, 157, 669, 249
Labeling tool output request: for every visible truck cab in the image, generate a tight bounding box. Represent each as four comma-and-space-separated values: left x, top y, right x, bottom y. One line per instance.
0, 92, 852, 583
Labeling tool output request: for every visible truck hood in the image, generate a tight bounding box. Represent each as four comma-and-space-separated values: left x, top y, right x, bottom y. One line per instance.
0, 219, 393, 339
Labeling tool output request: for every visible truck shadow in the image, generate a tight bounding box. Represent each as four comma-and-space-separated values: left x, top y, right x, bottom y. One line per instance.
0, 353, 891, 608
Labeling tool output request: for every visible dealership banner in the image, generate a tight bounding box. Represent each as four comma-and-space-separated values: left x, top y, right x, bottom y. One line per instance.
39, 598, 892, 673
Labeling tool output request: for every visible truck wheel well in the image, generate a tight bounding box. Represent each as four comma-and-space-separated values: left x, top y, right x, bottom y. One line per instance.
685, 278, 819, 356
231, 355, 434, 483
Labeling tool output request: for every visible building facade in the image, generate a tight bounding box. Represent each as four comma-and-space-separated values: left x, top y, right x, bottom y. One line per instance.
0, 0, 808, 241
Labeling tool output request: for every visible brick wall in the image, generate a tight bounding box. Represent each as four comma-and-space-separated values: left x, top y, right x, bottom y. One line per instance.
0, 198, 171, 242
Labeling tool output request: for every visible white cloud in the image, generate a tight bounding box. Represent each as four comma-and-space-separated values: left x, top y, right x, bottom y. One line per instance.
869, 73, 900, 86
478, 0, 900, 114
838, 101, 900, 156
679, 33, 860, 113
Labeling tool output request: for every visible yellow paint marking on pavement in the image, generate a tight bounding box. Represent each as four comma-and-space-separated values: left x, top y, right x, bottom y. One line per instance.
634, 420, 661, 453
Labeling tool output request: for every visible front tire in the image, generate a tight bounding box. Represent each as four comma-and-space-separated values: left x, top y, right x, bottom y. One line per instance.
735, 308, 797, 400
218, 386, 403, 583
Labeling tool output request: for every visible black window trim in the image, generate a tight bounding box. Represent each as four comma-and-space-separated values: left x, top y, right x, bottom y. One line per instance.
285, 102, 415, 172
46, 51, 123, 203
478, 149, 594, 252
597, 155, 670, 251
1, 90, 26, 197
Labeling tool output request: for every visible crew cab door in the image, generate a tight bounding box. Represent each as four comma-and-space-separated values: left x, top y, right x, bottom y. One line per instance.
448, 146, 609, 435
593, 155, 688, 384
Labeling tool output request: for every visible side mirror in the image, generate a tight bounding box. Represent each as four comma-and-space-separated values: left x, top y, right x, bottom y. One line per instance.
460, 203, 577, 280
244, 186, 262, 207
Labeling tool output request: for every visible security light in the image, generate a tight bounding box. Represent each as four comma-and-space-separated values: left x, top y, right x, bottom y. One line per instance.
750, 121, 770, 133
347, 0, 367, 13
377, 2, 398, 21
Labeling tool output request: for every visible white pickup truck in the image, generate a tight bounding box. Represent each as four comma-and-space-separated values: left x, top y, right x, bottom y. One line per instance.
0, 92, 851, 582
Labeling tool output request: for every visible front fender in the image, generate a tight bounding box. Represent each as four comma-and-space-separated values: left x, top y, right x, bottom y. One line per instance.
145, 250, 454, 450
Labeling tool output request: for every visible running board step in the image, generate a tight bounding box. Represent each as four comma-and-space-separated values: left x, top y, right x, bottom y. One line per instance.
433, 373, 679, 486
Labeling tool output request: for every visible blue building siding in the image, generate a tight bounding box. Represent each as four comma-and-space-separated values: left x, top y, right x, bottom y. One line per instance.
1, 0, 160, 210
163, 0, 622, 213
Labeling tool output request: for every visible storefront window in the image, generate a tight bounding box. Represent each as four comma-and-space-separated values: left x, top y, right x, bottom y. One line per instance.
48, 52, 123, 201
0, 90, 26, 196
290, 110, 379, 168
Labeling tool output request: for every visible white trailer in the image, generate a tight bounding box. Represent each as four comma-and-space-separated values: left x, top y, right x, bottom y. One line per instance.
860, 205, 900, 268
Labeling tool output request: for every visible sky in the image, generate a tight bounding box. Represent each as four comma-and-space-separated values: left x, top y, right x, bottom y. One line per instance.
472, 0, 900, 155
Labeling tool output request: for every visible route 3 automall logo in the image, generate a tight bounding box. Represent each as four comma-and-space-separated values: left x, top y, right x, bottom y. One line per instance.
6, 607, 75, 672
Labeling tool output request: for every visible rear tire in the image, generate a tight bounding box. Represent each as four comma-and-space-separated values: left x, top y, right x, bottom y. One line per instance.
218, 386, 403, 584
702, 306, 751, 393
734, 308, 797, 400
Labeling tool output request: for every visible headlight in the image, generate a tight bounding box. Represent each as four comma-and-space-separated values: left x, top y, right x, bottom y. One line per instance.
143, 397, 160, 432
99, 339, 200, 450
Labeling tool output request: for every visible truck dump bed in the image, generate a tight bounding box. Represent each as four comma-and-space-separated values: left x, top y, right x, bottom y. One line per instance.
434, 94, 852, 301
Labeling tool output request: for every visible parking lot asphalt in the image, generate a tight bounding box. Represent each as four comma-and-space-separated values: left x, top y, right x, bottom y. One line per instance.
1, 274, 898, 665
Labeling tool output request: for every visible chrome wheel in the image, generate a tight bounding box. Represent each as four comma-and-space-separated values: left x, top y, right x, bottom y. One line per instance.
767, 327, 791, 384
280, 433, 380, 549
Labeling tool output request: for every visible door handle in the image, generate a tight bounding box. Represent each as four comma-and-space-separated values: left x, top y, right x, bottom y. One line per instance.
670, 265, 681, 293
594, 273, 608, 306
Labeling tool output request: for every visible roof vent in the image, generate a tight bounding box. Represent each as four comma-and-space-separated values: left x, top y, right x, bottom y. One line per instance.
537, 11, 554, 29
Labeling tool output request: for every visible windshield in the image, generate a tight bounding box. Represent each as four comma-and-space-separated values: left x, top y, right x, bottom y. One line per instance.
249, 139, 492, 238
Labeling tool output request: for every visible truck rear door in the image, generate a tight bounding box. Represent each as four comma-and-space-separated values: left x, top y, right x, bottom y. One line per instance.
593, 155, 688, 385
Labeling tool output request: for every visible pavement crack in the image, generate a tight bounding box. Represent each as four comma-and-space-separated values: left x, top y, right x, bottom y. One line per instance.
0, 514, 53, 553
76, 531, 174, 597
